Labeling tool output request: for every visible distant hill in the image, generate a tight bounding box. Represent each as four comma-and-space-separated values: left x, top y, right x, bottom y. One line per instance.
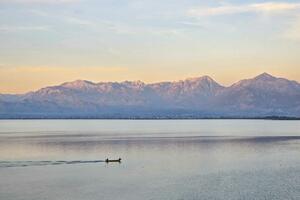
1, 73, 300, 119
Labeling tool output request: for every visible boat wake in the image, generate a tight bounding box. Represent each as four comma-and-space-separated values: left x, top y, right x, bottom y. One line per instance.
0, 160, 104, 168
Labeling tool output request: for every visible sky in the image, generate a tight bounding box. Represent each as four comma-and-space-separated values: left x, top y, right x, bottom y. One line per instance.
0, 0, 300, 93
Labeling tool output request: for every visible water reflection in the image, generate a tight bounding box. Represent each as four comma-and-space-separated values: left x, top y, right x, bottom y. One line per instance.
0, 120, 300, 200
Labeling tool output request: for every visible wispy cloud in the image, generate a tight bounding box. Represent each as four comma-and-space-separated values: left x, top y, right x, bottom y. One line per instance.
64, 17, 96, 27
0, 25, 50, 32
104, 22, 182, 37
188, 2, 300, 17
29, 9, 50, 17
29, 9, 182, 37
0, 0, 79, 4
29, 9, 96, 27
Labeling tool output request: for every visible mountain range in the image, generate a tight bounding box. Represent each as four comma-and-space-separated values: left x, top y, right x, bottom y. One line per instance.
1, 73, 300, 119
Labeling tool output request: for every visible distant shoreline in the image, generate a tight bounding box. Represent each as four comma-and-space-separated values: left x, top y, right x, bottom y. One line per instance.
0, 116, 299, 120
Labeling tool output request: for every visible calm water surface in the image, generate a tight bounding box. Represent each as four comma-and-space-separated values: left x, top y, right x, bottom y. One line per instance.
0, 120, 300, 200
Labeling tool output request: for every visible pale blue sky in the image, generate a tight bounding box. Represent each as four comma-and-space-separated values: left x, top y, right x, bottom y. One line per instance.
0, 0, 300, 93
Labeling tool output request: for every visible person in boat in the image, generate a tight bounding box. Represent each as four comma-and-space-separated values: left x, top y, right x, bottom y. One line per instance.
105, 158, 121, 162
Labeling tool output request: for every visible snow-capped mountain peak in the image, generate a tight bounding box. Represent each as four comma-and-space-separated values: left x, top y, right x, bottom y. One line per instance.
61, 80, 96, 89
254, 72, 276, 81
1, 73, 300, 118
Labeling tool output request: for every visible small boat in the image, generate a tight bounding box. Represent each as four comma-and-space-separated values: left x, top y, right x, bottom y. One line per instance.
105, 158, 121, 163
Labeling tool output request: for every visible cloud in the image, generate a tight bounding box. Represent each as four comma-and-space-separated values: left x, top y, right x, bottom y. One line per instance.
27, 7, 182, 37
0, 0, 79, 4
29, 9, 50, 17
64, 17, 96, 27
0, 25, 50, 32
29, 9, 96, 27
188, 2, 300, 17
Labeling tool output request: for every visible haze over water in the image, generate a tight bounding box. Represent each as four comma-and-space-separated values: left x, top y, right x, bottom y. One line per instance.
0, 120, 300, 200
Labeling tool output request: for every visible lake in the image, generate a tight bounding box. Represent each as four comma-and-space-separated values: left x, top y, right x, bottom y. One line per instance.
0, 120, 300, 200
